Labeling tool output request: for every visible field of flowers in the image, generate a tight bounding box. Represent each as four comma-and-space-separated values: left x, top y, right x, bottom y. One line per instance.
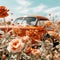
0, 6, 60, 60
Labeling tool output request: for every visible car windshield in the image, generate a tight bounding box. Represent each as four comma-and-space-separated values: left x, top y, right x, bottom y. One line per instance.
37, 21, 47, 26
14, 17, 36, 26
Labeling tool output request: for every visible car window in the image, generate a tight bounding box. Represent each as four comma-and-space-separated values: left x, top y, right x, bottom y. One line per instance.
14, 17, 36, 26
37, 20, 46, 26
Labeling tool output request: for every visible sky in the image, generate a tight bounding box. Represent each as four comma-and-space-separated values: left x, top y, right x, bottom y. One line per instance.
0, 0, 60, 21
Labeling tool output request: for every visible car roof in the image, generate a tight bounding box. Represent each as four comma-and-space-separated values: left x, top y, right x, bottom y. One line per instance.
15, 16, 49, 21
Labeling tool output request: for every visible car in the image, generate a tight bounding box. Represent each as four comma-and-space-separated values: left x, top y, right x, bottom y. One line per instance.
13, 16, 49, 43
0, 16, 49, 43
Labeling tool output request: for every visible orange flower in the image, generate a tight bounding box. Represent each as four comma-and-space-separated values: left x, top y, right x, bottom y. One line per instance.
7, 38, 24, 53
31, 49, 40, 56
45, 21, 52, 27
57, 21, 60, 25
26, 47, 32, 54
22, 36, 30, 44
26, 47, 40, 56
0, 6, 9, 18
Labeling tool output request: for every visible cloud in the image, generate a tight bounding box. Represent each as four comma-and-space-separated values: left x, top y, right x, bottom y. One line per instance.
44, 6, 60, 13
53, 12, 60, 15
15, 4, 47, 16
44, 6, 60, 20
32, 4, 46, 13
16, 0, 32, 15
46, 11, 60, 21
19, 9, 29, 14
16, 0, 31, 7
16, 6, 30, 14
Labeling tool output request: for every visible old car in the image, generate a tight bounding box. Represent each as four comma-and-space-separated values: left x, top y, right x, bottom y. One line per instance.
13, 16, 49, 43
0, 16, 49, 43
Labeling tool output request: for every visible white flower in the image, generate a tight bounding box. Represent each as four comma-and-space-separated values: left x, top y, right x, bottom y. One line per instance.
7, 38, 24, 53
46, 54, 52, 60
0, 30, 4, 35
22, 36, 29, 40
22, 36, 30, 44
31, 49, 40, 56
